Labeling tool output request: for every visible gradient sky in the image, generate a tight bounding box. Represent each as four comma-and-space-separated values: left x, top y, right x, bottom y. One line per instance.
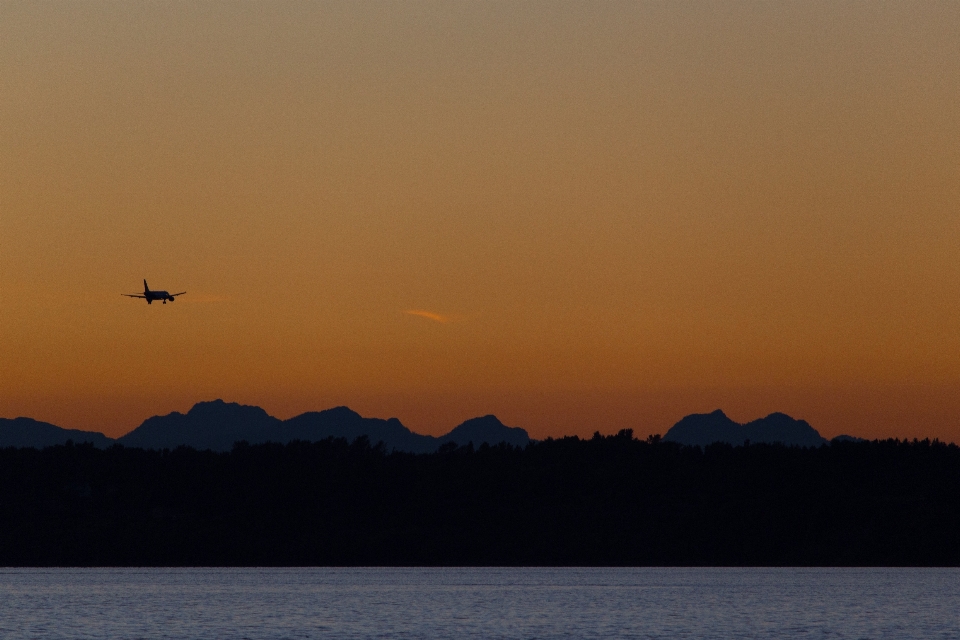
2, 2, 959, 440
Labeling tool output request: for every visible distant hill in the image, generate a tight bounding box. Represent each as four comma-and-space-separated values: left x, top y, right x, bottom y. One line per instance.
0, 417, 113, 449
832, 434, 867, 443
663, 410, 827, 448
442, 415, 530, 448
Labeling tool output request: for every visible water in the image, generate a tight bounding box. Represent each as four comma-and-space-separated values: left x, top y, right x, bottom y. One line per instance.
0, 567, 956, 639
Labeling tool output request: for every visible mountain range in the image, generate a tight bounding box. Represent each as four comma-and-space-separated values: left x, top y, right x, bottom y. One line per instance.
0, 400, 530, 453
0, 402, 845, 451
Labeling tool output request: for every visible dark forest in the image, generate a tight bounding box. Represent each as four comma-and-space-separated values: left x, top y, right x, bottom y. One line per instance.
1, 433, 958, 566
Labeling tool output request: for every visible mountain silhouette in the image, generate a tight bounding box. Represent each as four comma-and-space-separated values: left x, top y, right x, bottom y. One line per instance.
5, 403, 825, 452
0, 417, 113, 449
118, 400, 282, 450
441, 415, 530, 448
663, 409, 827, 447
282, 406, 439, 453
832, 434, 867, 443
112, 400, 531, 452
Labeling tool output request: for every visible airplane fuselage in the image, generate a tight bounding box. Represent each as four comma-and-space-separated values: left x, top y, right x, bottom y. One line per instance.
146, 290, 175, 304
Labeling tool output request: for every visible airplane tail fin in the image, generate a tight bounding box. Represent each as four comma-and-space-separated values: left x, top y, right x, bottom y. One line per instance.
143, 279, 149, 294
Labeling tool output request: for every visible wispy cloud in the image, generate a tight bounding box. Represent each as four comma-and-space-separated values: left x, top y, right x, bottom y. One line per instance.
404, 309, 453, 323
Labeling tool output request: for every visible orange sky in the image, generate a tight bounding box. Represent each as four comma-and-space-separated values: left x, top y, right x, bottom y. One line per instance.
2, 2, 959, 441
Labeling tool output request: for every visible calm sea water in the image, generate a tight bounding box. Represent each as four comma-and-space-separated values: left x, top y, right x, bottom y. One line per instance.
0, 567, 956, 639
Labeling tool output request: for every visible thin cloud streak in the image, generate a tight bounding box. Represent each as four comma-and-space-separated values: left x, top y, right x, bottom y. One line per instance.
404, 309, 453, 323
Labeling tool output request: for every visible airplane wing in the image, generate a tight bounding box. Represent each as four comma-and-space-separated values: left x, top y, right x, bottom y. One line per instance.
170, 292, 186, 297
122, 294, 147, 298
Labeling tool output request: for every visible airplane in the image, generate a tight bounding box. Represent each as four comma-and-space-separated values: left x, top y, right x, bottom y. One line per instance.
122, 280, 186, 304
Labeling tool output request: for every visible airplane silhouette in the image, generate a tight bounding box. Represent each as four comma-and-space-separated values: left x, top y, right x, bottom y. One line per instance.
123, 280, 186, 304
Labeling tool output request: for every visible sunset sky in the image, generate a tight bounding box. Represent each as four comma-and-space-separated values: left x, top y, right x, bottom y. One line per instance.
2, 2, 959, 441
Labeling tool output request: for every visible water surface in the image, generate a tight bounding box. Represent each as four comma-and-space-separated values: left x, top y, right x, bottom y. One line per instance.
0, 567, 956, 639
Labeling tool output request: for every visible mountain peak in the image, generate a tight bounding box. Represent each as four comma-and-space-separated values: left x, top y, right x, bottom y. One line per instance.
456, 415, 505, 428
120, 399, 281, 451
316, 406, 362, 421
443, 415, 530, 448
187, 399, 272, 419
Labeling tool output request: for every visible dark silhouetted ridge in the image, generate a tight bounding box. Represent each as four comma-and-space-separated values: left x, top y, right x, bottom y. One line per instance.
118, 400, 281, 451
442, 415, 530, 448
283, 407, 439, 453
663, 410, 827, 447
0, 418, 112, 449
832, 434, 867, 443
112, 400, 531, 452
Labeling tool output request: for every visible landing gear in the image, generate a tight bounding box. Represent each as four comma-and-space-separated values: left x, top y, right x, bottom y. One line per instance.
163, 300, 166, 304
148, 300, 152, 304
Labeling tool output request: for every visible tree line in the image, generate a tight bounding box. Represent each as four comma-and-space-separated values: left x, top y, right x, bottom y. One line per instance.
0, 432, 957, 565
